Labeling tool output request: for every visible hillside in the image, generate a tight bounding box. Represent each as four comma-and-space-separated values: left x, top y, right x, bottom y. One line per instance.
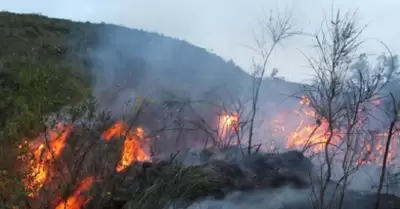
0, 10, 300, 164
0, 11, 301, 127
0, 11, 251, 91
3, 11, 400, 209
0, 11, 303, 207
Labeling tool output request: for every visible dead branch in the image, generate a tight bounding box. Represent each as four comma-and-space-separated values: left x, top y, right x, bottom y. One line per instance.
248, 9, 301, 155
299, 9, 393, 209
375, 93, 399, 209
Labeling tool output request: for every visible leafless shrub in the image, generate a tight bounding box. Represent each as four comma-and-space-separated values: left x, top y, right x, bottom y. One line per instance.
299, 9, 399, 209
374, 92, 400, 209
240, 9, 302, 155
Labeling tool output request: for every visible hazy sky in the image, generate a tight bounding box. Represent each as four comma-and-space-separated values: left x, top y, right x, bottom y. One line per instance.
1, 0, 399, 82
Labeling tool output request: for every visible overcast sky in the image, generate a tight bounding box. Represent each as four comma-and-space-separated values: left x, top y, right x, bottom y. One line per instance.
1, 0, 399, 82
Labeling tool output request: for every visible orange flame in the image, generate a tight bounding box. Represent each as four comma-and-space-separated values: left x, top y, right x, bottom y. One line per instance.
286, 98, 336, 154
287, 119, 341, 153
218, 113, 239, 138
22, 123, 72, 197
357, 132, 399, 165
102, 121, 150, 172
299, 96, 311, 105
54, 176, 94, 209
102, 121, 126, 141
283, 96, 398, 165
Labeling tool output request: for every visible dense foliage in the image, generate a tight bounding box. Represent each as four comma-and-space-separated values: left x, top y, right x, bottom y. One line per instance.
0, 12, 93, 140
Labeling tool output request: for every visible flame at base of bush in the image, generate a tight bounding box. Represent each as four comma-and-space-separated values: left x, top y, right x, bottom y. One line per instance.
18, 120, 150, 209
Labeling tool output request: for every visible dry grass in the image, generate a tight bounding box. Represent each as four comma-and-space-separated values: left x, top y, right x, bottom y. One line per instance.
120, 162, 225, 209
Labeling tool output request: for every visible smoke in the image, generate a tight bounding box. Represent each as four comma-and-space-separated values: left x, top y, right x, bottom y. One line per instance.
86, 25, 150, 113
184, 187, 312, 209
79, 22, 304, 157
82, 23, 261, 124
76, 20, 400, 205
179, 183, 376, 209
87, 24, 251, 99
161, 147, 385, 209
162, 147, 315, 209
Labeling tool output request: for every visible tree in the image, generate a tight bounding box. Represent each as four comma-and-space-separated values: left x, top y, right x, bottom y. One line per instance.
246, 10, 300, 155
375, 92, 400, 209
300, 10, 396, 209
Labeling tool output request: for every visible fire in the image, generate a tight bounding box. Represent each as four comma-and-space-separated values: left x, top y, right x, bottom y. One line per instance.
102, 121, 150, 172
270, 113, 286, 136
287, 119, 340, 153
14, 94, 397, 208
54, 176, 94, 209
282, 96, 398, 165
21, 120, 149, 203
299, 96, 311, 105
22, 123, 72, 197
102, 121, 126, 141
218, 113, 239, 138
286, 99, 336, 154
358, 132, 399, 165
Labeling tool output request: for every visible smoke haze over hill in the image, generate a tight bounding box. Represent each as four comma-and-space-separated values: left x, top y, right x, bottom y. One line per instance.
2, 0, 400, 82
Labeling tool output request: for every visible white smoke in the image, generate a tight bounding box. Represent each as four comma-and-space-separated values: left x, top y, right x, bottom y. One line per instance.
158, 146, 392, 209
166, 181, 376, 209
184, 187, 312, 209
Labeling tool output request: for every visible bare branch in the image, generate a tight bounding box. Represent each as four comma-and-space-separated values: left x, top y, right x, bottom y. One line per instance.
247, 9, 301, 155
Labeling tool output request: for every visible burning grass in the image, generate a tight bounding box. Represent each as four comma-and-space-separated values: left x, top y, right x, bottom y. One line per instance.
13, 117, 229, 209
13, 114, 312, 209
5, 95, 399, 209
12, 118, 144, 208
54, 176, 95, 209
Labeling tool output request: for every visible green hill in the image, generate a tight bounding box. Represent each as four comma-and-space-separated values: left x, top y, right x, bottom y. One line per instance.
0, 11, 246, 137
0, 11, 266, 205
0, 11, 301, 170
0, 12, 91, 140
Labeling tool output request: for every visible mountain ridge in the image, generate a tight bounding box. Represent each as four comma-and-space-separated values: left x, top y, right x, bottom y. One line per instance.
0, 11, 301, 98
0, 11, 302, 144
